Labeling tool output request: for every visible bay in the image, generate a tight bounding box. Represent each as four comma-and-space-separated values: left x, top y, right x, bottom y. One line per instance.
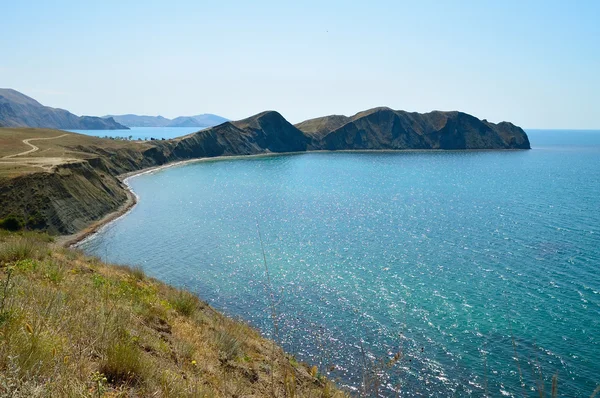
80, 130, 600, 396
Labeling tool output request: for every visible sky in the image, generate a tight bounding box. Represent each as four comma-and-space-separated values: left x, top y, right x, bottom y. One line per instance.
1, 0, 598, 128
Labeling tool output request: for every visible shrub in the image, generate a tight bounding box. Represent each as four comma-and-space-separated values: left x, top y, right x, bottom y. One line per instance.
214, 329, 241, 362
0, 238, 35, 264
114, 264, 146, 281
14, 259, 39, 273
130, 266, 146, 281
44, 261, 64, 284
100, 341, 144, 384
169, 291, 199, 317
0, 216, 23, 232
15, 328, 58, 378
25, 212, 46, 230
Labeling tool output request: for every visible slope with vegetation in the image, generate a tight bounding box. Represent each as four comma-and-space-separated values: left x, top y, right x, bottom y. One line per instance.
298, 107, 531, 150
0, 231, 344, 397
0, 128, 167, 234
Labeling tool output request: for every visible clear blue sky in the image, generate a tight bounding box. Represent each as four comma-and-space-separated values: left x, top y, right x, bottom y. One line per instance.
1, 0, 598, 128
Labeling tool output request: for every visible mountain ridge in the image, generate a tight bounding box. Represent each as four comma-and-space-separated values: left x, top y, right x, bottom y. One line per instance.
296, 107, 530, 150
0, 89, 128, 130
0, 89, 530, 151
103, 113, 229, 128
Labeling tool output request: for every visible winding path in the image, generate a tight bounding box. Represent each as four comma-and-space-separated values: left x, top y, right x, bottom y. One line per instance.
1, 134, 69, 159
0, 133, 74, 171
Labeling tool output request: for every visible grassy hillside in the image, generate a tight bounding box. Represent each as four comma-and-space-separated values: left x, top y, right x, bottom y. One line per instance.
0, 231, 345, 397
294, 115, 351, 140
0, 128, 154, 177
0, 129, 161, 235
298, 108, 531, 151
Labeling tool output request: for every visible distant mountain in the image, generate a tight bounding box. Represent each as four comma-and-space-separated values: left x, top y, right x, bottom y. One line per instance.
102, 114, 172, 128
0, 89, 128, 130
167, 116, 204, 128
104, 114, 228, 128
190, 114, 229, 126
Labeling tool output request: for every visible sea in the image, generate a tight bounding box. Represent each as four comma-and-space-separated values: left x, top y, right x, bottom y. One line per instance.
79, 129, 600, 396
68, 126, 201, 140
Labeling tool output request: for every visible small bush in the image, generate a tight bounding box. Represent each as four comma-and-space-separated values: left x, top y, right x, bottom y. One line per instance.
44, 261, 64, 284
0, 238, 35, 265
19, 231, 53, 243
0, 216, 23, 232
100, 341, 144, 384
114, 264, 146, 281
169, 291, 199, 317
14, 259, 39, 273
92, 274, 108, 289
139, 303, 170, 332
174, 340, 195, 362
25, 212, 46, 230
19, 335, 56, 377
130, 266, 146, 281
214, 329, 241, 362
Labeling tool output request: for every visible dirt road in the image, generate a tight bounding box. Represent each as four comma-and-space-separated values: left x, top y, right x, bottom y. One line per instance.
1, 134, 69, 159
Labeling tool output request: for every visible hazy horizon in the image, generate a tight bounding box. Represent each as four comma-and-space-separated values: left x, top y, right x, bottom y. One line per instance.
1, 1, 598, 129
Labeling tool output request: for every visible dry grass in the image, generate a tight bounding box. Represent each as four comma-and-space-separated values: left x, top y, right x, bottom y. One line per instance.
0, 232, 347, 397
0, 128, 146, 158
0, 128, 154, 177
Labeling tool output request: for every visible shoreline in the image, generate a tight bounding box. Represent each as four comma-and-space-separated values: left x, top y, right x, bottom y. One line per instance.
57, 181, 137, 248
58, 152, 303, 248
57, 147, 529, 248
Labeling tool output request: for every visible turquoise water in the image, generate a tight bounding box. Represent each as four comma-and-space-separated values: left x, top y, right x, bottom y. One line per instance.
68, 126, 200, 140
80, 130, 600, 396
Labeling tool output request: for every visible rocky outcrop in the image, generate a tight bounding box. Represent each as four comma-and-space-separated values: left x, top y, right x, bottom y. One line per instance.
0, 89, 129, 130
